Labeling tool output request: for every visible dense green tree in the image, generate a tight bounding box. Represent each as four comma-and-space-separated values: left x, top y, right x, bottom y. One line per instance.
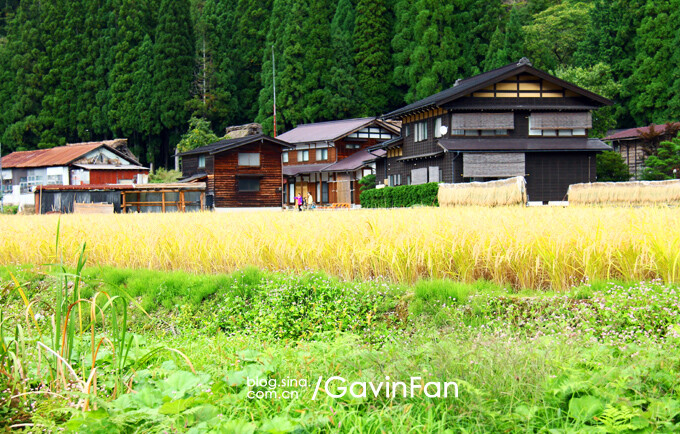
555, 63, 621, 137
176, 116, 220, 153
2, 0, 47, 151
354, 0, 394, 114
153, 0, 194, 166
625, 0, 679, 125
523, 1, 592, 70
641, 136, 680, 180
596, 151, 631, 182
231, 0, 272, 124
328, 0, 358, 119
483, 7, 525, 71
391, 0, 418, 103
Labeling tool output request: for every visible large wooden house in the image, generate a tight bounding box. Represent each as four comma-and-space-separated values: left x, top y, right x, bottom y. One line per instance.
376, 58, 614, 202
278, 117, 399, 205
177, 134, 292, 208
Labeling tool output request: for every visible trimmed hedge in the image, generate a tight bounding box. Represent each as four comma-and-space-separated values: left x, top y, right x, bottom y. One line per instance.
360, 183, 439, 208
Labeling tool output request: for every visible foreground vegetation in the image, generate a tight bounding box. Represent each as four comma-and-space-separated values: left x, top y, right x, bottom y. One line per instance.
1, 264, 679, 432
2, 207, 680, 290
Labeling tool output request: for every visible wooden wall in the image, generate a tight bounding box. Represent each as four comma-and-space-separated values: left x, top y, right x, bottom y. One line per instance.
525, 151, 597, 202
89, 169, 148, 184
213, 141, 283, 207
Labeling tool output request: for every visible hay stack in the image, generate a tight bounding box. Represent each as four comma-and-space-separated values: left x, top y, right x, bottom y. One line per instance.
568, 179, 680, 205
438, 176, 526, 207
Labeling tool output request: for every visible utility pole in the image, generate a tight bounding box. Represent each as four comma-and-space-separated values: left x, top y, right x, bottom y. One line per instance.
272, 46, 277, 138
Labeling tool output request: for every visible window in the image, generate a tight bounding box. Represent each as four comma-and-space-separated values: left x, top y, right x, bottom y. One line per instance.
238, 153, 260, 166
282, 152, 289, 163
297, 150, 309, 162
406, 175, 411, 185
316, 149, 328, 161
451, 129, 465, 136
389, 174, 402, 186
198, 155, 206, 168
414, 121, 428, 142
238, 178, 260, 192
346, 144, 360, 150
529, 114, 588, 137
46, 175, 62, 185
321, 182, 329, 203
435, 117, 443, 138
404, 125, 410, 137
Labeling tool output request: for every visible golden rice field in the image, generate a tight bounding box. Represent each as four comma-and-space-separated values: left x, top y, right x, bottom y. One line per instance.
1, 207, 679, 290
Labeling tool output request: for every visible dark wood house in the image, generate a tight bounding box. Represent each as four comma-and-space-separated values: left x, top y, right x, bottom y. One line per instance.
277, 117, 399, 205
375, 58, 614, 203
177, 134, 292, 208
603, 123, 680, 180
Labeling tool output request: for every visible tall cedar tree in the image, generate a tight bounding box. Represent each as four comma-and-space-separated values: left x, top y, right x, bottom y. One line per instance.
354, 0, 394, 115
483, 6, 525, 71
110, 0, 157, 140
256, 0, 289, 135
329, 0, 358, 119
38, 0, 82, 146
393, 0, 501, 103
153, 0, 194, 166
392, 0, 418, 103
232, 0, 272, 125
75, 0, 117, 141
186, 0, 236, 130
2, 0, 47, 151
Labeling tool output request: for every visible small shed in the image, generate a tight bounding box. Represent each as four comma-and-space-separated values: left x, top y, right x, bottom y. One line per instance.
35, 183, 206, 214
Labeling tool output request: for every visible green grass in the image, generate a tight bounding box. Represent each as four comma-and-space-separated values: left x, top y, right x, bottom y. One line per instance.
1, 266, 680, 432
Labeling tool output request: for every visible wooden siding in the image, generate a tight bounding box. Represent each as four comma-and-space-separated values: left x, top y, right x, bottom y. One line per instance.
525, 152, 597, 202
213, 142, 283, 207
471, 74, 578, 98
182, 154, 214, 177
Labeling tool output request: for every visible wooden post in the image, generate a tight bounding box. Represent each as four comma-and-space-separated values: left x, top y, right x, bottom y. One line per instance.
200, 191, 205, 211
122, 192, 126, 214
162, 191, 166, 213
180, 191, 185, 212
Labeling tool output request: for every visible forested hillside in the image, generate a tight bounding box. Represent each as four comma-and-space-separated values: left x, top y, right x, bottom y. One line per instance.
0, 0, 678, 166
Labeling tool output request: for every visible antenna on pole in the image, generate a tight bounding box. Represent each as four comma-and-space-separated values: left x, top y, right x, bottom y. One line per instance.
272, 46, 277, 138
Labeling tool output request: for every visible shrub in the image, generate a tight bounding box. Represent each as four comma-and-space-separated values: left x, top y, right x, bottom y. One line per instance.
596, 151, 630, 182
360, 183, 439, 208
0, 205, 18, 214
358, 174, 376, 191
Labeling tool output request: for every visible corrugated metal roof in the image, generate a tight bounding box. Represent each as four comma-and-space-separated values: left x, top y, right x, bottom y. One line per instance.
603, 123, 680, 141
35, 182, 206, 192
438, 138, 611, 152
1, 149, 50, 168
277, 118, 377, 143
2, 142, 137, 168
322, 149, 386, 172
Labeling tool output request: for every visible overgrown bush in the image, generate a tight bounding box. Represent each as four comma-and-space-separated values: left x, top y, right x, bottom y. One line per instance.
0, 204, 18, 214
360, 182, 439, 208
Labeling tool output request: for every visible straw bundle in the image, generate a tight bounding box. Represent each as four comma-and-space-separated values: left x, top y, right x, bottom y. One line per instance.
438, 176, 526, 207
567, 180, 680, 205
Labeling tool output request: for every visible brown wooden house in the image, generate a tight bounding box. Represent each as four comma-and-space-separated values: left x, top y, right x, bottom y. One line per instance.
177, 134, 292, 208
375, 58, 614, 203
603, 123, 680, 180
277, 117, 399, 205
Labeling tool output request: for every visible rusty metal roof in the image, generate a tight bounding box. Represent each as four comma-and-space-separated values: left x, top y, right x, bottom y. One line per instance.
1, 149, 50, 168
603, 123, 680, 141
2, 141, 138, 169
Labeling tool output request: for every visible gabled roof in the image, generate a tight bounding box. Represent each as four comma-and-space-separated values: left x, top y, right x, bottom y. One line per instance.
2, 141, 137, 168
176, 134, 292, 157
283, 163, 332, 177
383, 58, 614, 119
603, 123, 680, 141
322, 149, 386, 172
277, 117, 399, 144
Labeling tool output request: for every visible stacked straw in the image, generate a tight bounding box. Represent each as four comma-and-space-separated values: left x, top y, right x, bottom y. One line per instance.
438, 176, 526, 207
568, 180, 680, 205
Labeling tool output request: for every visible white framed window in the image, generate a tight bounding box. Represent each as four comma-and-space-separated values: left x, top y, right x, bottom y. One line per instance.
572, 128, 586, 136
198, 154, 206, 168
297, 150, 309, 162
282, 152, 289, 163
451, 129, 465, 136
435, 117, 443, 138
404, 125, 410, 137
316, 149, 328, 161
414, 121, 428, 142
238, 153, 260, 166
558, 129, 573, 137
